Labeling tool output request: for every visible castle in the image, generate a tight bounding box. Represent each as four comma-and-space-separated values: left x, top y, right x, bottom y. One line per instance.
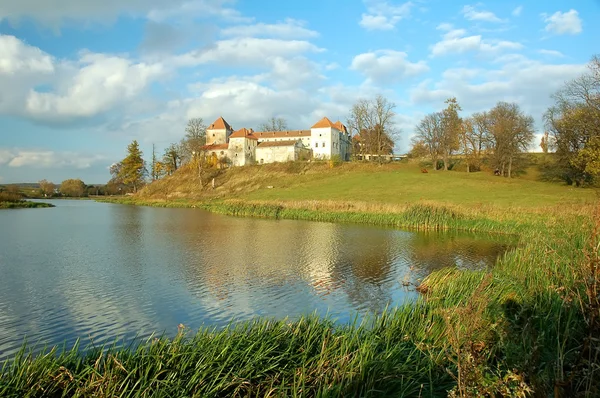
201, 116, 352, 166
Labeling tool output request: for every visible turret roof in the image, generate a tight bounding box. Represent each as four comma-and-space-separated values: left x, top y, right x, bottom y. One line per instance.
208, 116, 232, 130
311, 117, 337, 129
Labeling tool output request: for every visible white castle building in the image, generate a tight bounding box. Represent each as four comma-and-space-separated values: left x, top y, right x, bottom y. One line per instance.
201, 116, 352, 166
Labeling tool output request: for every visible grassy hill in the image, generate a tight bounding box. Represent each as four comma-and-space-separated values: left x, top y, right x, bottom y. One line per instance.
137, 159, 594, 216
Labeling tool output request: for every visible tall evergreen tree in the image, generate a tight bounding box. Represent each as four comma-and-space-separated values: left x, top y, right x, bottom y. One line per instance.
119, 140, 147, 192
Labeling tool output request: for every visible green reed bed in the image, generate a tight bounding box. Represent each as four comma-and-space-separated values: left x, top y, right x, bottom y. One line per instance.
199, 201, 528, 236
1, 309, 456, 398
0, 201, 54, 209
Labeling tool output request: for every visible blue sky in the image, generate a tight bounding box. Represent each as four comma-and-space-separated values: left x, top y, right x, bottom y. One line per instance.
0, 0, 598, 183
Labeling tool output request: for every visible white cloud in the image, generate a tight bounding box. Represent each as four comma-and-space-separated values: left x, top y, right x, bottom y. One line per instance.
462, 5, 505, 23
436, 22, 454, 31
410, 58, 587, 127
146, 0, 249, 24
0, 149, 14, 165
512, 6, 523, 17
0, 0, 244, 28
431, 29, 523, 57
359, 0, 413, 31
0, 35, 167, 123
221, 19, 318, 39
1, 148, 105, 169
266, 57, 325, 91
171, 38, 322, 67
0, 35, 54, 74
538, 49, 564, 58
25, 53, 165, 121
542, 9, 582, 35
351, 50, 429, 84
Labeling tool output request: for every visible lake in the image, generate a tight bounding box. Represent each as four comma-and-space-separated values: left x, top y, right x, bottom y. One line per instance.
0, 200, 511, 359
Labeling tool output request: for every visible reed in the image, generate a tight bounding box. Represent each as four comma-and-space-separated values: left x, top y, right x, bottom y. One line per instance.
0, 308, 457, 397
0, 201, 54, 209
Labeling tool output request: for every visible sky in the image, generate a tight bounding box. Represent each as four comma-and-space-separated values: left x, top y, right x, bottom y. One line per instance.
0, 0, 598, 184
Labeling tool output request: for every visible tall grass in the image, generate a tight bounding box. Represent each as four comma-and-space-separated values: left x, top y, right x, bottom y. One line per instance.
0, 308, 456, 397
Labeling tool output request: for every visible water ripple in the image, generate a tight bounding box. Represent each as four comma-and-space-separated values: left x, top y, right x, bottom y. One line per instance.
0, 200, 513, 360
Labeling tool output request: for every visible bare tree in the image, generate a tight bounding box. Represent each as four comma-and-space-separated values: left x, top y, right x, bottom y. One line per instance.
163, 143, 183, 175
347, 95, 398, 162
259, 117, 288, 132
487, 102, 535, 178
461, 112, 491, 172
414, 112, 444, 169
180, 118, 207, 163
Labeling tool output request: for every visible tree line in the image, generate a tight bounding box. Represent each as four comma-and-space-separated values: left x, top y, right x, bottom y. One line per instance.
411, 98, 534, 177
409, 54, 599, 185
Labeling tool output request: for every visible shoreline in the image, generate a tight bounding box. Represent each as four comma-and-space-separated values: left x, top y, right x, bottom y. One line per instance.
94, 197, 541, 236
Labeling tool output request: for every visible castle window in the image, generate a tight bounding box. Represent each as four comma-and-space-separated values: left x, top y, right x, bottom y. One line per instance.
315, 142, 318, 148
322, 142, 325, 148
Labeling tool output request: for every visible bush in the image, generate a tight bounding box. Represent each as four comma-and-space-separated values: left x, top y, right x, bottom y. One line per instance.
0, 192, 23, 202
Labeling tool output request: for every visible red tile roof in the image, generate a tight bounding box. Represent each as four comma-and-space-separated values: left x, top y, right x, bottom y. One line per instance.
311, 117, 336, 129
334, 121, 348, 133
208, 117, 232, 130
253, 130, 311, 138
229, 127, 257, 140
201, 143, 229, 150
257, 140, 300, 148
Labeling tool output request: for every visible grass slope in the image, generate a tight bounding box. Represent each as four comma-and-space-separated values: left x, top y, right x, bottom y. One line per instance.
138, 161, 594, 211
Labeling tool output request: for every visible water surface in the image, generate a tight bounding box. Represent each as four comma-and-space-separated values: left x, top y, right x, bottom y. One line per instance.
0, 200, 511, 359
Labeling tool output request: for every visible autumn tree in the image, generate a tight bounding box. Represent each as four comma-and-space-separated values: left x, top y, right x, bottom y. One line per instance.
38, 179, 56, 197
259, 117, 288, 132
544, 55, 600, 186
460, 112, 491, 172
163, 143, 182, 175
487, 102, 535, 178
408, 139, 430, 159
60, 179, 86, 197
346, 95, 398, 162
439, 97, 462, 170
150, 144, 167, 181
180, 118, 207, 163
414, 112, 444, 169
540, 131, 550, 154
118, 140, 147, 192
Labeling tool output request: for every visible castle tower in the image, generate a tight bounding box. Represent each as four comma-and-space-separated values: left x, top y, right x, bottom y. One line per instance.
206, 116, 233, 145
310, 116, 341, 160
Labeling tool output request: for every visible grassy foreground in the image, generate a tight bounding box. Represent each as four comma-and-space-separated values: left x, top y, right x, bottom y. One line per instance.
2, 163, 599, 396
